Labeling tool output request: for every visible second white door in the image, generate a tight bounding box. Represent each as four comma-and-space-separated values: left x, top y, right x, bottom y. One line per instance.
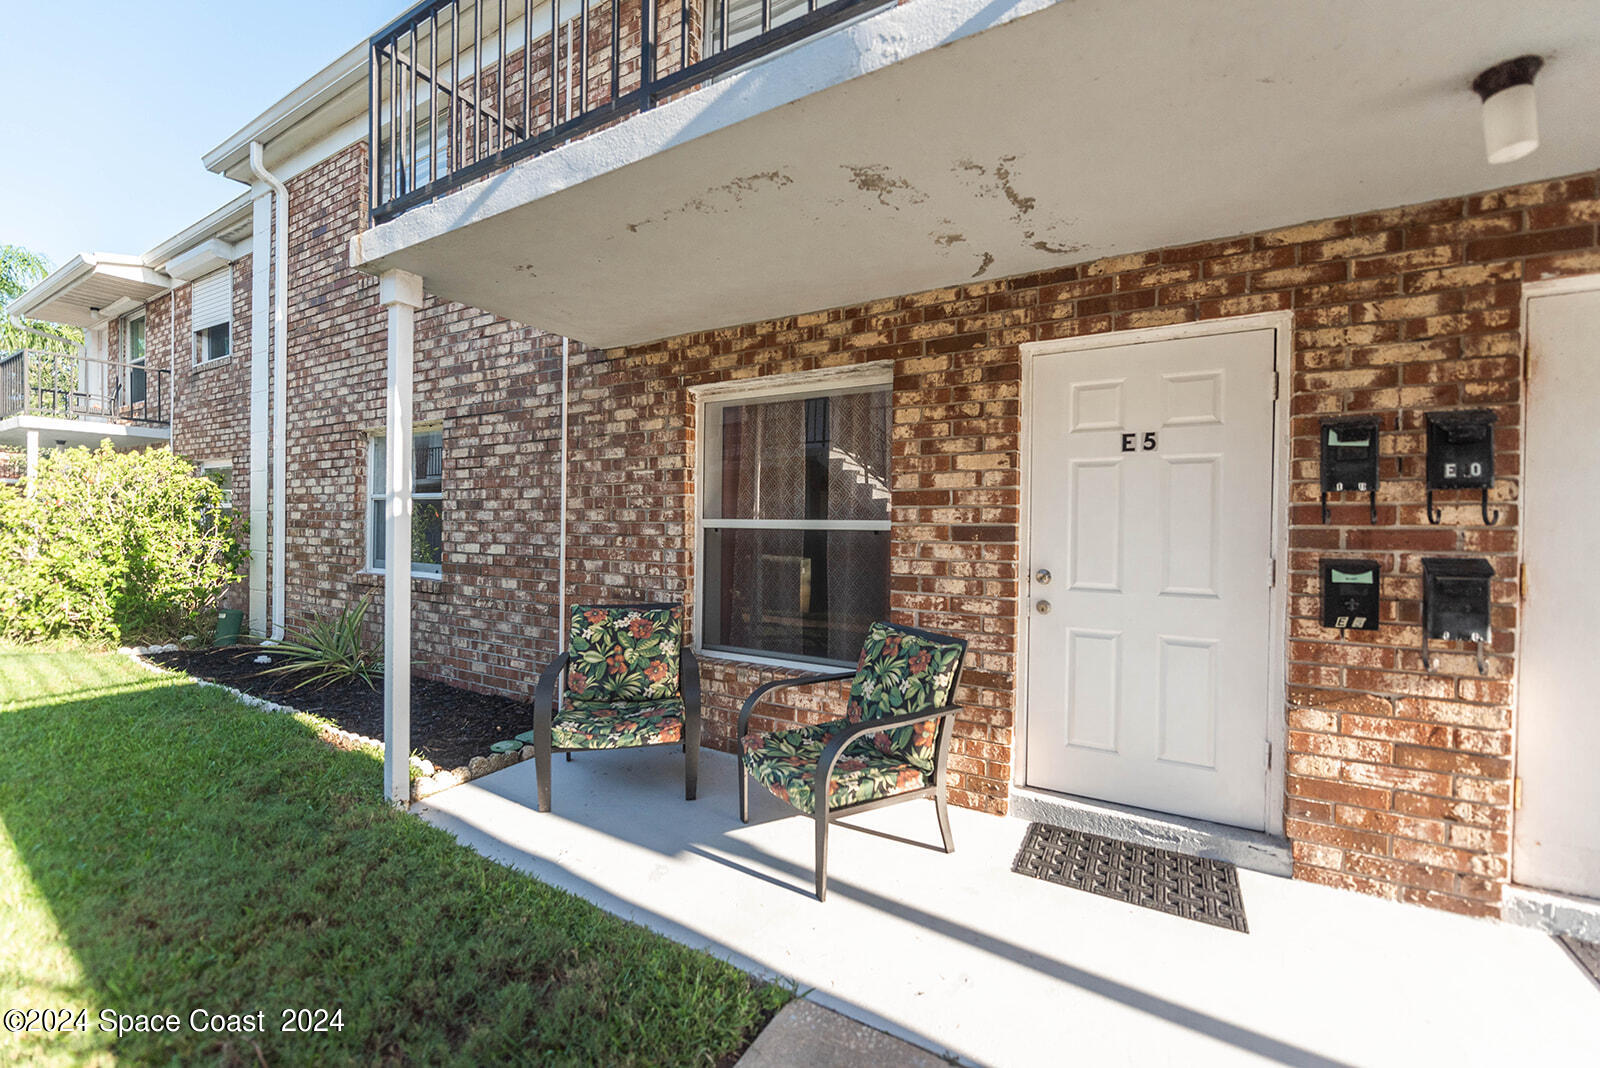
1515, 285, 1600, 899
1026, 329, 1278, 830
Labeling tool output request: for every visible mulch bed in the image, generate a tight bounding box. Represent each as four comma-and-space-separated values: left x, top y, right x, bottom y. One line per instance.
148, 647, 536, 772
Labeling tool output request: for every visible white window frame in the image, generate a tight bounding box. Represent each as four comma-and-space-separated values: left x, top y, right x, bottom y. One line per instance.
691, 363, 894, 669
190, 268, 233, 366
366, 426, 445, 579
199, 461, 234, 511
123, 311, 147, 404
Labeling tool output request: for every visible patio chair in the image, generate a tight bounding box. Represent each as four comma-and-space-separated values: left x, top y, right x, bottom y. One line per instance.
738, 622, 967, 901
532, 603, 701, 813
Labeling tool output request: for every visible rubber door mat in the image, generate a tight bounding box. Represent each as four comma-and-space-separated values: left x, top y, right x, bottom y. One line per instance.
1012, 822, 1249, 933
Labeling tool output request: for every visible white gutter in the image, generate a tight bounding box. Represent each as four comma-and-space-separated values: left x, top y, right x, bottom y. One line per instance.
7, 254, 169, 328
249, 142, 290, 640
4, 258, 94, 323
142, 193, 253, 271
205, 44, 367, 184
558, 337, 569, 654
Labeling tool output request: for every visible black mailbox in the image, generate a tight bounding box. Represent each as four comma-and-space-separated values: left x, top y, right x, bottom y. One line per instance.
1421, 557, 1495, 674
1425, 409, 1498, 525
1321, 559, 1381, 631
1320, 417, 1381, 523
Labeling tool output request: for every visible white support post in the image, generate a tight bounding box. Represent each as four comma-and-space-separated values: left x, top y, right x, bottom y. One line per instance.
23, 429, 39, 495
247, 188, 273, 637
379, 269, 424, 807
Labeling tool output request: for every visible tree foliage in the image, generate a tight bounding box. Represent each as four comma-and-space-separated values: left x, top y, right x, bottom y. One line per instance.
0, 444, 249, 645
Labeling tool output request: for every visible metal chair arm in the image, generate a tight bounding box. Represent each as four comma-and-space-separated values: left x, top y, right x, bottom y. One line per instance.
680, 647, 702, 726
814, 704, 963, 808
533, 652, 570, 735
736, 670, 856, 738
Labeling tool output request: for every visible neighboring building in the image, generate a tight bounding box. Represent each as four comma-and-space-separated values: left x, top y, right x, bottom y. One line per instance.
11, 0, 1600, 926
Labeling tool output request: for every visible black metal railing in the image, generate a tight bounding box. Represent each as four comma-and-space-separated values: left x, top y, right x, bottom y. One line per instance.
0, 350, 170, 428
369, 0, 885, 221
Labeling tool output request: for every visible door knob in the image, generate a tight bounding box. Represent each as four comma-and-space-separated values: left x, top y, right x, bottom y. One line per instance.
1036, 600, 1052, 614
1035, 568, 1052, 585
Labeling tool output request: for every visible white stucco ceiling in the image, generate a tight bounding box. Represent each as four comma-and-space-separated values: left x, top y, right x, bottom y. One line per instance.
356, 0, 1600, 349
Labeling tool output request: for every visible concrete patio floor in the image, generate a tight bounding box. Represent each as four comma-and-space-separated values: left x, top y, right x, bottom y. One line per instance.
415, 747, 1600, 1067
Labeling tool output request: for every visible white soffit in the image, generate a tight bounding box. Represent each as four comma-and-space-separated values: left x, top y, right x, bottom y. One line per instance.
143, 193, 254, 271
8, 255, 172, 329
353, 0, 1600, 348
164, 239, 237, 282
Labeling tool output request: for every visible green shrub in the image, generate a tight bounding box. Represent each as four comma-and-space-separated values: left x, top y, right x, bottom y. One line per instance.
0, 444, 247, 645
262, 594, 384, 689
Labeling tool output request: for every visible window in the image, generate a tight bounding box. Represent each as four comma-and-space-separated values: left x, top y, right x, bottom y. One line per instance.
191, 269, 232, 363
377, 117, 448, 202
701, 381, 891, 665
124, 313, 146, 404
200, 462, 233, 511
707, 0, 811, 54
369, 429, 444, 576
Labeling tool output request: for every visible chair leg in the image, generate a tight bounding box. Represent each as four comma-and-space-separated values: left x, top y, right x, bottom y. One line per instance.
535, 738, 552, 814
565, 752, 572, 762
685, 737, 699, 803
738, 762, 749, 823
814, 810, 830, 902
935, 787, 955, 854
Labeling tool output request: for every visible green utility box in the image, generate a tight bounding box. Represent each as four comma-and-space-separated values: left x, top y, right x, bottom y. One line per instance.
213, 608, 244, 647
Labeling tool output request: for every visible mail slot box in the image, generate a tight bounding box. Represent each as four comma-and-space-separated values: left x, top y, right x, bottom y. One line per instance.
1426, 409, 1496, 490
1320, 417, 1381, 493
1421, 557, 1495, 643
1321, 559, 1381, 631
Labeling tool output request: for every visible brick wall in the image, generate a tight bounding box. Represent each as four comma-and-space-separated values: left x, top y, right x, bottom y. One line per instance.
165, 257, 254, 611
564, 169, 1600, 916
282, 142, 569, 697
233, 132, 1599, 917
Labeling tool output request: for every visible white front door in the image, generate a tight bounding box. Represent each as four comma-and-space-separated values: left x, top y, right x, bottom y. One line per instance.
1515, 285, 1600, 899
1025, 329, 1277, 830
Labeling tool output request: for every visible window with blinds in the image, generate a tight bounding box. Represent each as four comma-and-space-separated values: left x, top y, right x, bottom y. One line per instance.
700, 382, 891, 665
369, 429, 445, 577
707, 0, 813, 54
191, 268, 233, 364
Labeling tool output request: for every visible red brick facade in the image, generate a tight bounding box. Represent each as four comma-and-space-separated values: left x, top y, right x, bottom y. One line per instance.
560, 170, 1600, 917
124, 256, 254, 610
190, 129, 1599, 918
282, 143, 569, 690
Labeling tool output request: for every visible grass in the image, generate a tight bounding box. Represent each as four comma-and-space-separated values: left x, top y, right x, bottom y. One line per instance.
0, 649, 788, 1066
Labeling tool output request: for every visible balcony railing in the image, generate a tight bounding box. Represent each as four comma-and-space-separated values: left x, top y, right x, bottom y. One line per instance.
369, 0, 885, 221
0, 351, 171, 428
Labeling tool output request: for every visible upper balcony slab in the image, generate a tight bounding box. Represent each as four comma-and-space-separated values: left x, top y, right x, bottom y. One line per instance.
353, 0, 1600, 349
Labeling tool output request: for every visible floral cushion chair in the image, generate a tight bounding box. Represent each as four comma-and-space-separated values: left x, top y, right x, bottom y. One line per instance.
738, 622, 967, 900
532, 603, 700, 813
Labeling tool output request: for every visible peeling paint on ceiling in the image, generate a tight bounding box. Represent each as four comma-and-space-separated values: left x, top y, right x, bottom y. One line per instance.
842, 163, 930, 208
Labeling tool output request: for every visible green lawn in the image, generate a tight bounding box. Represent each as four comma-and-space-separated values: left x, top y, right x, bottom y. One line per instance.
0, 650, 787, 1066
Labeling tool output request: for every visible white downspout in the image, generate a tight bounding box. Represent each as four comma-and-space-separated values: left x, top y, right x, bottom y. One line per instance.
249, 142, 290, 639
168, 289, 178, 443
558, 337, 569, 654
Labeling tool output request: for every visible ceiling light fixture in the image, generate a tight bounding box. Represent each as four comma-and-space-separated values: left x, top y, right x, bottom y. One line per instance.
1473, 55, 1544, 165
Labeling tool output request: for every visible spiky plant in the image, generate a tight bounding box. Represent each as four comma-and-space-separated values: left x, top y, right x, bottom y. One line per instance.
259, 595, 384, 689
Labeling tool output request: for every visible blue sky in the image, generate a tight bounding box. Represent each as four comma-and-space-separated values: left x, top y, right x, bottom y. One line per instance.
0, 1, 401, 272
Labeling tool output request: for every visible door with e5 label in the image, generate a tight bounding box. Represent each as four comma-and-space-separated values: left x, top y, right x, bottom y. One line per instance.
1026, 329, 1277, 830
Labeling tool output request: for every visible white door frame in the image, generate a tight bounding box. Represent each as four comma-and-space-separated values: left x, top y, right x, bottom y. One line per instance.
1512, 271, 1600, 888
1017, 312, 1293, 836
